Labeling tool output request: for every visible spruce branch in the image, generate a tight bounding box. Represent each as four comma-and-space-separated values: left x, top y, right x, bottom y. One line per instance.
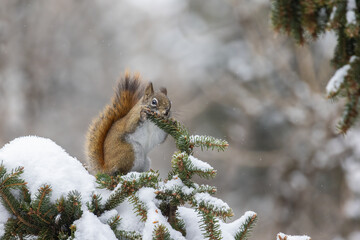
0, 164, 38, 232
196, 185, 217, 195
56, 190, 83, 237
173, 212, 186, 237
197, 210, 222, 240
189, 135, 229, 152
21, 186, 31, 204
171, 152, 216, 182
86, 193, 103, 216
129, 194, 148, 222
234, 212, 258, 240
271, 0, 360, 132
103, 188, 128, 212
116, 231, 142, 240
145, 108, 229, 154
144, 108, 192, 154
103, 171, 159, 211
30, 185, 56, 225
107, 214, 121, 231
0, 165, 26, 190
106, 214, 142, 240
337, 93, 359, 134
0, 188, 37, 230
152, 224, 172, 240
193, 193, 233, 221
96, 173, 122, 190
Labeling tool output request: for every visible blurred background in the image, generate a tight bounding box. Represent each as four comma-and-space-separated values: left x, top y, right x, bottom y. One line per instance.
1, 0, 360, 239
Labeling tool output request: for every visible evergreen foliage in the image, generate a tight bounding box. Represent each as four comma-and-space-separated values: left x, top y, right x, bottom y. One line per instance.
271, 0, 360, 133
234, 214, 258, 240
0, 164, 83, 239
0, 110, 257, 239
152, 224, 171, 240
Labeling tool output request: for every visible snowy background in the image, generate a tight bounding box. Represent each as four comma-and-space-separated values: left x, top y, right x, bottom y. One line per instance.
0, 0, 359, 239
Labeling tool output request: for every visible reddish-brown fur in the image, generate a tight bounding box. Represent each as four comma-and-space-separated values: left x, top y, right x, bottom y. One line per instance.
85, 72, 143, 174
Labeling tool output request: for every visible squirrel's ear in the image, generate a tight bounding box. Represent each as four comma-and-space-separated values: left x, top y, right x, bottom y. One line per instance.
160, 87, 167, 96
144, 82, 154, 99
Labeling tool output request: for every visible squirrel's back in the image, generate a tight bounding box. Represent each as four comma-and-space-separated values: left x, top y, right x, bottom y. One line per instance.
85, 72, 144, 173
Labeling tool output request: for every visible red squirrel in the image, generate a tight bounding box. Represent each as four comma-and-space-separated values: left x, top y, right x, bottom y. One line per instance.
85, 72, 171, 175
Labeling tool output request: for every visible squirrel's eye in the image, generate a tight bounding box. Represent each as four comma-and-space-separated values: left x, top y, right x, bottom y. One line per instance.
151, 98, 158, 106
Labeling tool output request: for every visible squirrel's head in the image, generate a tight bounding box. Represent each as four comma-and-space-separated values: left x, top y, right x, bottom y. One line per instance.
143, 82, 171, 118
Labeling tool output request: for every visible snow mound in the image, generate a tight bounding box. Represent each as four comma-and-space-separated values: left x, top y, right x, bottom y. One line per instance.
177, 207, 202, 240
0, 136, 97, 203
73, 211, 117, 240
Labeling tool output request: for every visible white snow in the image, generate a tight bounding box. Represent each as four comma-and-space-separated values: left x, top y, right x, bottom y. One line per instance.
177, 207, 202, 240
347, 0, 357, 25
326, 64, 351, 96
177, 208, 257, 240
115, 199, 143, 233
330, 6, 337, 21
189, 155, 213, 171
277, 232, 311, 240
121, 171, 158, 183
326, 56, 357, 96
121, 171, 143, 181
73, 211, 117, 240
0, 136, 105, 238
194, 192, 230, 213
220, 211, 257, 239
137, 187, 185, 240
189, 135, 227, 150
0, 136, 97, 203
115, 200, 144, 234
0, 203, 11, 237
158, 176, 194, 195
98, 209, 118, 224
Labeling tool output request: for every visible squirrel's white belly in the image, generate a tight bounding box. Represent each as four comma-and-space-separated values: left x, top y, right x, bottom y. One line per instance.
127, 120, 167, 172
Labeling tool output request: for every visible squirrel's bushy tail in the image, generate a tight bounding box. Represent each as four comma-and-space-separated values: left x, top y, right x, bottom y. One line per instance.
85, 72, 143, 170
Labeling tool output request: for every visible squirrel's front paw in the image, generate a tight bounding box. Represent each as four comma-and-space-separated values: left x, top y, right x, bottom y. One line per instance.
140, 110, 147, 122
